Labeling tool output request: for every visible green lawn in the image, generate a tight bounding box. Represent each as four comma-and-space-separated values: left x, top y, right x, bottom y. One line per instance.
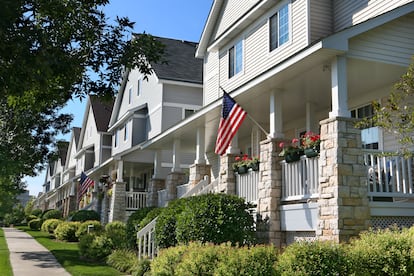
17, 226, 123, 276
0, 228, 13, 276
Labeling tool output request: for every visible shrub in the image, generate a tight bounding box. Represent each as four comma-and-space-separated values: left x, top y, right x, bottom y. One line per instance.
41, 218, 62, 233
175, 193, 256, 246
347, 228, 414, 275
42, 209, 62, 220
54, 221, 80, 242
69, 210, 100, 222
107, 249, 139, 273
28, 218, 42, 230
138, 208, 162, 231
275, 240, 348, 276
75, 220, 104, 238
79, 233, 113, 261
150, 244, 188, 275
126, 207, 157, 249
26, 215, 38, 223
105, 221, 127, 249
131, 258, 151, 276
31, 209, 42, 217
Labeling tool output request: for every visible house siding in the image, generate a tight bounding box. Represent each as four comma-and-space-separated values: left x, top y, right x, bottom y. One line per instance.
309, 0, 332, 42
213, 0, 260, 40
216, 0, 309, 94
204, 51, 220, 105
348, 13, 414, 67
333, 0, 414, 32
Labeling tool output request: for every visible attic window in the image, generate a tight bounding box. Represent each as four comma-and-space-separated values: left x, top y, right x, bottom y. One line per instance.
128, 86, 133, 104
137, 79, 142, 96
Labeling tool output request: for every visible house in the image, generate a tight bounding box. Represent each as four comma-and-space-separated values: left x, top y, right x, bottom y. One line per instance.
136, 0, 414, 249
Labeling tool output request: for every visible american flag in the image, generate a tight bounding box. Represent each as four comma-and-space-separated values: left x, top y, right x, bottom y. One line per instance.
215, 91, 247, 155
78, 172, 94, 202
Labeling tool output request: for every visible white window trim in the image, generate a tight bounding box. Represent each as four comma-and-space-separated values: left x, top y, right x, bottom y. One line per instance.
268, 1, 292, 54
228, 38, 244, 79
137, 79, 142, 96
128, 86, 133, 105
123, 123, 128, 142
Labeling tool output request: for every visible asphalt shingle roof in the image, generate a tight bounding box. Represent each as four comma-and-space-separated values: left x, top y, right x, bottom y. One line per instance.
90, 96, 114, 132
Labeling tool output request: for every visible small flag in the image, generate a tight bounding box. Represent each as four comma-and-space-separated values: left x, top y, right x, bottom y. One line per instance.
215, 91, 247, 155
78, 172, 94, 203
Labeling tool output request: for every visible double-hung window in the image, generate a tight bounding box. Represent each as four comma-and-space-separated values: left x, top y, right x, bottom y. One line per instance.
229, 39, 243, 78
269, 3, 290, 51
351, 104, 380, 149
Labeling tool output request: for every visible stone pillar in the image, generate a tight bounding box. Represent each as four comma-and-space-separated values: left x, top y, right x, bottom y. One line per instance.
317, 117, 370, 243
256, 138, 284, 246
108, 182, 126, 222
166, 172, 186, 203
218, 154, 237, 194
189, 163, 211, 187
147, 178, 165, 207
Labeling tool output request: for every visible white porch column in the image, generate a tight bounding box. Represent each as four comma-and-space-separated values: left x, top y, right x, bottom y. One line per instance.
117, 159, 124, 182
269, 90, 284, 138
329, 55, 350, 118
226, 132, 240, 154
153, 150, 162, 178
195, 127, 206, 164
306, 101, 317, 132
172, 139, 182, 173
129, 167, 134, 191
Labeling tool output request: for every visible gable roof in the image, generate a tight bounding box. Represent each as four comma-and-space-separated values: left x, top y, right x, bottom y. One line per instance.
56, 141, 69, 166
90, 96, 114, 132
150, 36, 203, 84
72, 127, 81, 147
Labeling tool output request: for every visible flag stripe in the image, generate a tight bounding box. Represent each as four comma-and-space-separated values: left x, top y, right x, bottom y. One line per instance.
215, 92, 247, 155
78, 172, 94, 204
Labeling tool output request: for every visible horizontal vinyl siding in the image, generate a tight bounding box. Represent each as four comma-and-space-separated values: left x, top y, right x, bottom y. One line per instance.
204, 51, 220, 105
309, 0, 332, 42
218, 0, 309, 92
348, 13, 414, 66
334, 0, 414, 32
214, 0, 260, 40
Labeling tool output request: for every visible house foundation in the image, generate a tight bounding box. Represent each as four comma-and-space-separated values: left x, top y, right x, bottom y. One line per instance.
166, 172, 186, 203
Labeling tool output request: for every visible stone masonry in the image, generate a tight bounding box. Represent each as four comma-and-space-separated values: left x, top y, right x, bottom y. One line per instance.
147, 178, 165, 207
189, 163, 211, 187
317, 117, 370, 243
166, 172, 186, 203
218, 154, 237, 194
108, 182, 126, 222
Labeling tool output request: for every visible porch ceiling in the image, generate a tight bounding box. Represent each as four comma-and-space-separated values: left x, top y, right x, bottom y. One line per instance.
143, 50, 407, 154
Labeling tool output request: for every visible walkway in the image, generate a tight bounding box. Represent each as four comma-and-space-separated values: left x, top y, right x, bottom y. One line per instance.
3, 227, 70, 276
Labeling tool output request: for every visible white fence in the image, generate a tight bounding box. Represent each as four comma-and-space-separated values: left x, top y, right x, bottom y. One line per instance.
157, 189, 167, 207
235, 170, 259, 204
364, 151, 414, 198
281, 156, 319, 201
125, 192, 146, 210
137, 217, 157, 259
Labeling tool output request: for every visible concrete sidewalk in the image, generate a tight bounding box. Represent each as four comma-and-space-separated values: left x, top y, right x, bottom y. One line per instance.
3, 227, 70, 276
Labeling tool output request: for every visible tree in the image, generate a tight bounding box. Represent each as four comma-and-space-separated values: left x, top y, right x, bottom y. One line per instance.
365, 59, 414, 156
0, 1, 165, 186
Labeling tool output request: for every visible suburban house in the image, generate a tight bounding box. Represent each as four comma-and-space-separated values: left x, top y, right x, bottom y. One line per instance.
134, 0, 414, 252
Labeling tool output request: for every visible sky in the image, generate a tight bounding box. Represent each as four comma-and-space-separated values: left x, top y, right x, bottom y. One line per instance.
24, 0, 214, 196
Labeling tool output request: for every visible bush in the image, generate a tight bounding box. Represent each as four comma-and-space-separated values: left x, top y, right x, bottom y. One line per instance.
107, 249, 139, 273
347, 228, 414, 275
174, 194, 256, 246
28, 218, 42, 230
26, 215, 38, 223
275, 240, 348, 276
31, 209, 42, 217
131, 258, 151, 276
69, 210, 100, 222
150, 244, 188, 275
126, 207, 157, 249
42, 209, 62, 220
54, 221, 80, 242
41, 218, 62, 233
105, 221, 127, 249
79, 233, 113, 261
75, 220, 104, 238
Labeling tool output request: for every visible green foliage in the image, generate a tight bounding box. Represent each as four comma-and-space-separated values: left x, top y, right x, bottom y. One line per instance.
0, 228, 13, 276
106, 249, 139, 273
75, 220, 104, 238
24, 198, 35, 217
131, 258, 151, 276
31, 209, 42, 217
42, 209, 62, 220
275, 240, 349, 276
78, 233, 113, 261
105, 221, 127, 249
150, 244, 188, 275
40, 218, 62, 233
28, 218, 42, 230
347, 228, 413, 275
69, 209, 100, 222
138, 208, 163, 231
54, 221, 80, 242
126, 207, 157, 249
4, 204, 25, 226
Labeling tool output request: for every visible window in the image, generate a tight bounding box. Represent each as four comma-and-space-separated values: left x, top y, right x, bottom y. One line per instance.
128, 86, 132, 104
124, 124, 128, 141
114, 130, 119, 147
269, 3, 290, 51
351, 104, 379, 149
229, 39, 243, 78
137, 79, 142, 96
184, 109, 196, 119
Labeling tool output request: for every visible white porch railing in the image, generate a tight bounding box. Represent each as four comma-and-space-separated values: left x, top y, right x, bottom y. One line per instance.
364, 151, 414, 198
157, 189, 167, 207
137, 217, 157, 259
177, 183, 191, 198
182, 176, 216, 198
125, 192, 146, 210
281, 156, 319, 201
235, 170, 259, 204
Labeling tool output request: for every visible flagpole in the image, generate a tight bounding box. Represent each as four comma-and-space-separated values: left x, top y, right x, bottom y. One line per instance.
220, 86, 270, 138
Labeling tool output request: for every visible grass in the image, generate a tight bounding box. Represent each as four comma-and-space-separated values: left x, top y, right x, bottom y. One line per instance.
17, 226, 123, 276
0, 228, 13, 276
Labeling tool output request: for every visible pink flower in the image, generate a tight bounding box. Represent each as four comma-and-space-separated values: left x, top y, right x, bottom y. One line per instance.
279, 142, 285, 148
292, 138, 299, 144
235, 156, 241, 161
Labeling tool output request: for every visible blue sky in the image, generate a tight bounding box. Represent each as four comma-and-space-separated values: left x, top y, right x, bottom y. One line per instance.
25, 0, 213, 196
